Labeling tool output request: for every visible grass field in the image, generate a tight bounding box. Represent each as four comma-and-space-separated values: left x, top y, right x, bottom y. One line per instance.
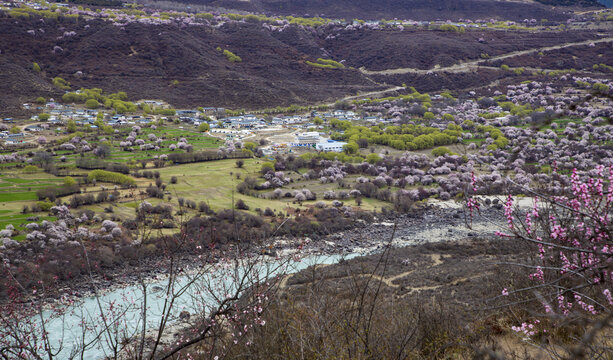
158, 159, 389, 214
0, 172, 65, 203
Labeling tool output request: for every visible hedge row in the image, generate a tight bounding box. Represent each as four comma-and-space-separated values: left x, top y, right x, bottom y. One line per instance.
88, 170, 136, 186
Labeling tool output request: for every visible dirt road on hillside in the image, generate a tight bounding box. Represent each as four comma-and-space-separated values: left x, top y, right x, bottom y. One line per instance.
360, 37, 613, 75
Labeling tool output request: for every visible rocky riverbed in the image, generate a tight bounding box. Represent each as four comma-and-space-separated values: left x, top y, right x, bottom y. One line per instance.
32, 201, 507, 309
276, 202, 506, 257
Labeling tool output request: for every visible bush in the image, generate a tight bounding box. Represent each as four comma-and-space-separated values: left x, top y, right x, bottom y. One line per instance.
431, 146, 454, 157
63, 176, 77, 187
236, 159, 244, 168
88, 170, 135, 186
52, 77, 71, 90
198, 201, 213, 214
366, 153, 380, 164
85, 99, 100, 109
260, 162, 275, 174
32, 62, 41, 72
35, 201, 53, 212
223, 49, 242, 63
36, 183, 80, 201
170, 176, 178, 184
198, 123, 210, 132
23, 165, 40, 173
306, 58, 345, 69
235, 199, 249, 210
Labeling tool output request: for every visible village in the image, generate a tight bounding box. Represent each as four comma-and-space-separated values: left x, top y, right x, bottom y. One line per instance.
2, 97, 404, 154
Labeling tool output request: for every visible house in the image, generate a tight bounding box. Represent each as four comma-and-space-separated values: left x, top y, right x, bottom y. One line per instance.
201, 107, 217, 115
24, 125, 42, 132
177, 110, 197, 116
316, 140, 347, 152
296, 132, 321, 144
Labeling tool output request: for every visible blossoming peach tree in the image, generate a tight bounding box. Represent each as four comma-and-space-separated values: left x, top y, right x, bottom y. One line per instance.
467, 165, 613, 352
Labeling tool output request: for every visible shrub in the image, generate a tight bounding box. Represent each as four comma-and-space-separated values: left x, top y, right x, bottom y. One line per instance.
52, 77, 71, 90
87, 170, 135, 186
170, 176, 178, 184
223, 49, 242, 63
23, 165, 40, 173
67, 119, 77, 133
431, 146, 453, 157
366, 153, 380, 164
343, 142, 358, 155
198, 201, 213, 214
35, 201, 54, 212
261, 162, 275, 174
198, 123, 210, 132
235, 199, 249, 210
592, 82, 610, 94
63, 176, 77, 187
32, 62, 41, 72
440, 24, 462, 32
306, 58, 344, 69
85, 99, 100, 109
36, 183, 80, 201
236, 159, 244, 168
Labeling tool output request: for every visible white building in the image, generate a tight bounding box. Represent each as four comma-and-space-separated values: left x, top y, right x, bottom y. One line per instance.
296, 131, 321, 144
316, 140, 347, 152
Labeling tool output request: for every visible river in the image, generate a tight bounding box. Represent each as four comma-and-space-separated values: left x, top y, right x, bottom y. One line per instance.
33, 253, 359, 360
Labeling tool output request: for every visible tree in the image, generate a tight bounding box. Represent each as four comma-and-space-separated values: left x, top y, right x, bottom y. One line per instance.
94, 144, 111, 158
9, 126, 20, 134
366, 153, 380, 164
423, 112, 435, 120
67, 119, 77, 133
63, 176, 77, 187
592, 82, 610, 95
38, 113, 50, 121
313, 117, 323, 125
467, 166, 613, 356
236, 159, 244, 168
198, 123, 210, 132
343, 142, 358, 155
33, 151, 54, 169
235, 198, 249, 210
431, 146, 453, 157
32, 62, 41, 72
85, 99, 100, 109
35, 97, 46, 104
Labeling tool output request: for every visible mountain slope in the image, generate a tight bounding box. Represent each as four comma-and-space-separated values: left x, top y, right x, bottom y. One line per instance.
161, 0, 572, 21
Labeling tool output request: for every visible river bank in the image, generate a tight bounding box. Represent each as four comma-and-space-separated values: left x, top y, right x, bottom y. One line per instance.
23, 200, 507, 309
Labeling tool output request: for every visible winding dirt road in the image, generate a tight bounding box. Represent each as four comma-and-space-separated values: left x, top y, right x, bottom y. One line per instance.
359, 37, 613, 75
